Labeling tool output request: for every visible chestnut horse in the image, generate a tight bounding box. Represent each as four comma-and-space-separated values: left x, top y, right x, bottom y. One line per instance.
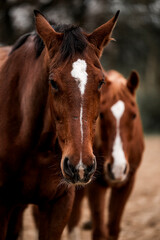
68, 70, 144, 240
0, 11, 119, 240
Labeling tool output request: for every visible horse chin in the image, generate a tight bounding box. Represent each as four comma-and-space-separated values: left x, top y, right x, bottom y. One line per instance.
104, 173, 128, 187
63, 176, 92, 186
74, 180, 91, 186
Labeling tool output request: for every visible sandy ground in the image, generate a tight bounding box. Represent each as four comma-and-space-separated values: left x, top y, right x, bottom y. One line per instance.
21, 136, 160, 240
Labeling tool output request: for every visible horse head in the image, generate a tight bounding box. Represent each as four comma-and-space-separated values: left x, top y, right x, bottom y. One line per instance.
98, 70, 142, 185
34, 10, 119, 184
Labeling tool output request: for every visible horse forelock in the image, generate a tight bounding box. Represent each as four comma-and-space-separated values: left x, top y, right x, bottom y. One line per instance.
106, 70, 126, 86
103, 70, 134, 103
57, 25, 87, 61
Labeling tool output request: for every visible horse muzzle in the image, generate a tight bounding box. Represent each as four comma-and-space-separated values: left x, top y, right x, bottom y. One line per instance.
62, 156, 96, 184
104, 160, 129, 184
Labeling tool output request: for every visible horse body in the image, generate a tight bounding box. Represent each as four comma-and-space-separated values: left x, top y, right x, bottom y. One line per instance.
0, 38, 54, 196
68, 70, 144, 240
0, 11, 119, 240
0, 36, 66, 240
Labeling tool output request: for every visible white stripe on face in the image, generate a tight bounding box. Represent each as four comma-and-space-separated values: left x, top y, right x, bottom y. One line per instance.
71, 59, 88, 96
68, 226, 81, 240
71, 59, 88, 178
80, 106, 83, 144
111, 100, 127, 180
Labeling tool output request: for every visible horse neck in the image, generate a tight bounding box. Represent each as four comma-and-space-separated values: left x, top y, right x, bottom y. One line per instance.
0, 42, 55, 152
0, 46, 11, 69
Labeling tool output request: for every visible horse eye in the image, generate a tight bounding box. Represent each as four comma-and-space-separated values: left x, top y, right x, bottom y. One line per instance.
49, 79, 58, 90
98, 79, 105, 89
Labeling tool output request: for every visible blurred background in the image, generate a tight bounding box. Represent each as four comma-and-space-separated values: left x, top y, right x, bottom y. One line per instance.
0, 0, 160, 133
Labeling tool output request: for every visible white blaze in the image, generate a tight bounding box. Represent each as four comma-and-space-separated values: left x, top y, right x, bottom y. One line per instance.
111, 100, 127, 180
71, 59, 88, 96
80, 106, 83, 144
71, 59, 88, 176
68, 227, 81, 240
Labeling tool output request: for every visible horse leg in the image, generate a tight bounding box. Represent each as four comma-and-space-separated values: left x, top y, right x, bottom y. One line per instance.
67, 187, 85, 240
0, 204, 13, 240
5, 204, 27, 240
32, 204, 39, 229
87, 181, 107, 240
107, 175, 135, 240
38, 186, 75, 240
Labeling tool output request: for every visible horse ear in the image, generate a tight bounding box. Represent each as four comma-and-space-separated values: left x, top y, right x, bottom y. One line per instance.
34, 10, 63, 50
127, 70, 140, 95
87, 10, 120, 57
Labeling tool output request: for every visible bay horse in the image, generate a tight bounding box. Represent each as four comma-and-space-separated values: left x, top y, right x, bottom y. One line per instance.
68, 70, 144, 240
0, 10, 119, 240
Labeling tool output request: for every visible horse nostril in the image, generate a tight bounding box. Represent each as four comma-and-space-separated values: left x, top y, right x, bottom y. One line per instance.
123, 164, 128, 174
124, 165, 127, 174
107, 163, 115, 180
86, 157, 96, 177
63, 157, 74, 178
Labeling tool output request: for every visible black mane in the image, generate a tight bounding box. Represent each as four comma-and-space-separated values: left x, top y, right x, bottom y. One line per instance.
10, 24, 88, 60
10, 33, 31, 55
54, 24, 87, 61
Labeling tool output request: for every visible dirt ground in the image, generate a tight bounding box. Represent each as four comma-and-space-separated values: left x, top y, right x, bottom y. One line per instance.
21, 136, 160, 240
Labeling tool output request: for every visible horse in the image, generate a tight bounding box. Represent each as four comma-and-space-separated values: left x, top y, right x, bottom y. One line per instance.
68, 70, 144, 240
0, 10, 119, 240
0, 46, 11, 68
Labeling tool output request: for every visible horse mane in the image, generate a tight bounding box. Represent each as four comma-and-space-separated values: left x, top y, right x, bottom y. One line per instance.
10, 24, 87, 60
10, 33, 31, 55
